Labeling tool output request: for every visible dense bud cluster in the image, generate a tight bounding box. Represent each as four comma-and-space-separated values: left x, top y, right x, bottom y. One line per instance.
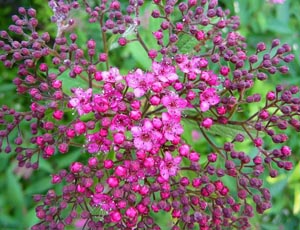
0, 0, 298, 229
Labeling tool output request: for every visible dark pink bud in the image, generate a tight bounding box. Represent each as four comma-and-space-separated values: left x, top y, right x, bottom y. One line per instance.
266, 91, 276, 101
39, 63, 48, 72
74, 121, 86, 135
254, 137, 263, 147
99, 53, 107, 62
107, 176, 119, 188
207, 153, 217, 162
113, 132, 125, 144
201, 117, 213, 129
44, 145, 55, 158
70, 162, 83, 173
73, 65, 83, 75
53, 110, 64, 120
58, 143, 69, 154
110, 210, 122, 222
118, 37, 127, 46
27, 8, 36, 17
195, 30, 205, 41
104, 160, 114, 169
148, 49, 158, 59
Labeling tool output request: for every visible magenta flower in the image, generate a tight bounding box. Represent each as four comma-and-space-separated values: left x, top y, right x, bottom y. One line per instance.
199, 87, 220, 112
131, 119, 163, 152
69, 88, 93, 115
162, 112, 184, 141
152, 61, 178, 83
92, 193, 116, 211
125, 69, 154, 97
101, 67, 123, 83
161, 92, 187, 116
159, 151, 182, 180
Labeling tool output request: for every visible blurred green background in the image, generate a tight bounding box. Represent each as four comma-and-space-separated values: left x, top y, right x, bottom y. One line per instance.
0, 0, 299, 229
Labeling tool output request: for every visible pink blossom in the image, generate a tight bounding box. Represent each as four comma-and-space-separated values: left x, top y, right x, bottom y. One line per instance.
177, 55, 208, 77
101, 67, 123, 83
199, 88, 220, 112
152, 61, 178, 83
92, 193, 115, 211
69, 88, 93, 116
159, 151, 181, 180
125, 69, 154, 97
110, 114, 132, 132
161, 92, 187, 116
162, 112, 184, 141
200, 71, 219, 86
93, 94, 109, 113
131, 119, 162, 152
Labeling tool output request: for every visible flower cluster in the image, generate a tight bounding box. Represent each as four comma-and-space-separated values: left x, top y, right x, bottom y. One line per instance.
0, 0, 298, 229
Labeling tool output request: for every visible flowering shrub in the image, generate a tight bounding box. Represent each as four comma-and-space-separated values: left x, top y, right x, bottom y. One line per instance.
0, 0, 299, 229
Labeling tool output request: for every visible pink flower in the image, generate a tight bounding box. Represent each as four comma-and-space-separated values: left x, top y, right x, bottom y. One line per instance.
110, 114, 132, 132
177, 55, 208, 77
125, 69, 154, 97
92, 194, 115, 211
162, 112, 184, 141
199, 88, 220, 112
161, 92, 187, 117
131, 119, 162, 152
101, 67, 123, 83
69, 88, 93, 116
152, 61, 178, 83
159, 151, 181, 180
200, 71, 219, 86
93, 94, 109, 113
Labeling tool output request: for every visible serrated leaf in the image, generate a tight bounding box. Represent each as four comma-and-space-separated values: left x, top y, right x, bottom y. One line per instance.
177, 33, 198, 54
207, 123, 256, 139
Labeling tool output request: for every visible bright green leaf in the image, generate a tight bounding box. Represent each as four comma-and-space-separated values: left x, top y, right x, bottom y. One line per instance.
293, 186, 300, 215
288, 161, 300, 183
177, 33, 198, 55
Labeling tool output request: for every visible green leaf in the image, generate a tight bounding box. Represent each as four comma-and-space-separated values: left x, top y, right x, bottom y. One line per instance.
56, 148, 82, 169
5, 171, 25, 224
126, 41, 151, 69
207, 123, 256, 139
267, 174, 288, 196
56, 70, 88, 96
288, 161, 300, 183
25, 177, 52, 195
293, 185, 300, 215
38, 158, 54, 173
177, 33, 198, 54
